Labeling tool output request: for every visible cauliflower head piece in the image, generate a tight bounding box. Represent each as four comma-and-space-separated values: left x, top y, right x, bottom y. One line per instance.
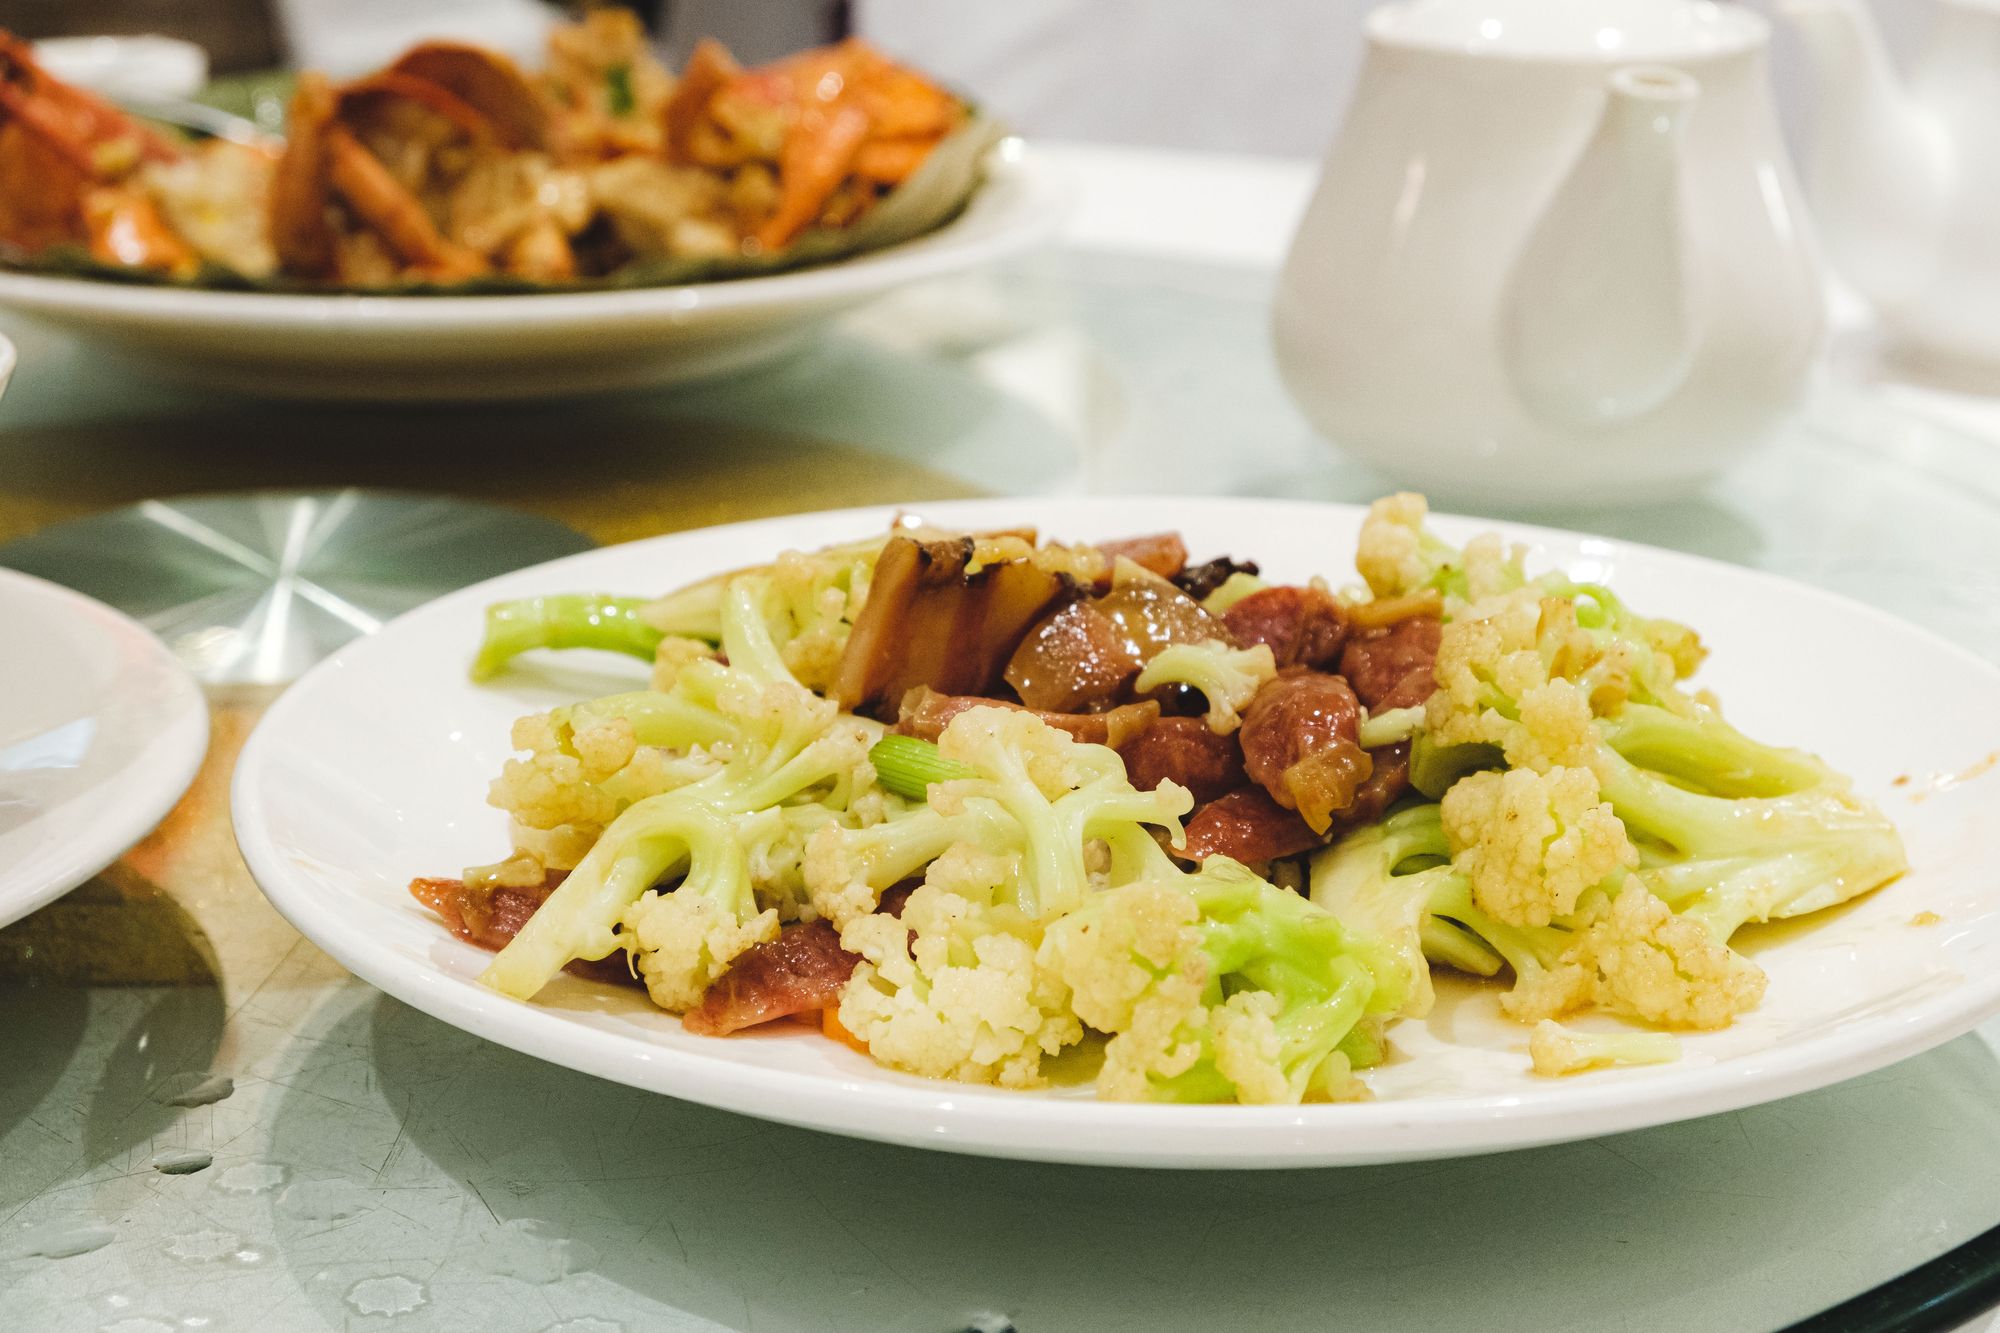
836, 866, 1081, 1090
1441, 765, 1637, 928
1040, 861, 1394, 1104
1132, 640, 1278, 734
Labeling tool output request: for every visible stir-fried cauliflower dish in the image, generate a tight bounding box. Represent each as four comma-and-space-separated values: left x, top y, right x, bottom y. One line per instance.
410, 496, 1907, 1103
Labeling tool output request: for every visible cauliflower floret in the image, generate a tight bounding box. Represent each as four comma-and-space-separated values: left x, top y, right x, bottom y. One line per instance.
1132, 641, 1278, 734
1495, 885, 1766, 1028
1459, 531, 1529, 605
837, 886, 1081, 1089
487, 705, 717, 862
803, 800, 1016, 928
937, 705, 1094, 800
1529, 1020, 1681, 1077
1575, 887, 1767, 1029
489, 711, 624, 833
623, 888, 780, 1012
922, 842, 1019, 900
1046, 878, 1203, 1034
1442, 766, 1636, 928
650, 635, 718, 692
570, 713, 638, 776
1355, 492, 1433, 599
1426, 590, 1603, 769
1043, 868, 1383, 1103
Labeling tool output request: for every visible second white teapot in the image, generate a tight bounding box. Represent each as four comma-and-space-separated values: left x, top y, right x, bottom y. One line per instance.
1785, 0, 2000, 371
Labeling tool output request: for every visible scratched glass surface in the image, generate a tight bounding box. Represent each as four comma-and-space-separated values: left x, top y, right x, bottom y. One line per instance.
3, 249, 2000, 1332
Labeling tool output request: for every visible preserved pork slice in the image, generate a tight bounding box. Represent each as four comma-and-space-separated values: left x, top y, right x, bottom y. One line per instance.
1117, 715, 1247, 804
681, 919, 860, 1036
1340, 616, 1442, 711
1221, 585, 1350, 670
1180, 787, 1323, 864
833, 535, 1070, 718
408, 873, 636, 985
1238, 671, 1371, 832
894, 687, 1160, 748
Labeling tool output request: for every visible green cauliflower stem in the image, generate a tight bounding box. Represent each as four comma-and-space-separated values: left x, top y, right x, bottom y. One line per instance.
1042, 859, 1398, 1103
471, 594, 663, 681
1307, 803, 1461, 1019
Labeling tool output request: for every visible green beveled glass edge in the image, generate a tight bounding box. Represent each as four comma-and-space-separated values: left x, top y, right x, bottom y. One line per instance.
1781, 1220, 2000, 1332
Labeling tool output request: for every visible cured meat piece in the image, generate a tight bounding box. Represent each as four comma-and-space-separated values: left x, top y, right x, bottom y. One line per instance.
1339, 616, 1442, 711
681, 919, 860, 1036
1238, 671, 1370, 832
1180, 787, 1323, 863
1117, 715, 1247, 804
894, 686, 1160, 748
1093, 532, 1188, 579
1222, 585, 1350, 670
408, 873, 635, 985
1342, 740, 1413, 829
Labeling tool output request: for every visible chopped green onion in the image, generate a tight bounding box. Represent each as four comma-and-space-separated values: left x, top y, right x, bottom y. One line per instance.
605, 64, 635, 117
868, 735, 977, 801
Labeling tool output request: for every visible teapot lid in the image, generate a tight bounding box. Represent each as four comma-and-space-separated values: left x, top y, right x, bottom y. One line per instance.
1369, 0, 1764, 58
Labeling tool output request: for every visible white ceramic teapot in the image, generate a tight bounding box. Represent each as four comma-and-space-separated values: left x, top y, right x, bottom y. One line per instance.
1274, 0, 1824, 505
1784, 0, 2000, 371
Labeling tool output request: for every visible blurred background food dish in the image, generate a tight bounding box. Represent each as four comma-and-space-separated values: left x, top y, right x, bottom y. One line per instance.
0, 136, 1064, 400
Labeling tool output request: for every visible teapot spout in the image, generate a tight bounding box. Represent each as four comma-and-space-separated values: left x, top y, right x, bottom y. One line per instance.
1502, 66, 1701, 428
1780, 0, 1949, 303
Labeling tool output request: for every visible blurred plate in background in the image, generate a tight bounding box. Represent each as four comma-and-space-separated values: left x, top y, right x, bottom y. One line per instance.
0, 142, 1069, 403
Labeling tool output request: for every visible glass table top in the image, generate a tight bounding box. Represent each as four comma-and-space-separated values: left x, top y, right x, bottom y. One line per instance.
2, 247, 1998, 1332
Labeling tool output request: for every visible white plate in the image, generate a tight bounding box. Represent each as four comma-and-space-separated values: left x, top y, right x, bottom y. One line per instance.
0, 569, 209, 928
232, 498, 2000, 1167
0, 142, 1068, 403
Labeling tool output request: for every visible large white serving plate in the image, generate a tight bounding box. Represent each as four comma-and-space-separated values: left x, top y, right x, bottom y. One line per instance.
0, 569, 208, 928
0, 142, 1066, 403
232, 498, 2000, 1167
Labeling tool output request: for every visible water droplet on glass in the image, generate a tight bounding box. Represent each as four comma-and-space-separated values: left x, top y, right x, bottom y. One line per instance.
214, 1163, 285, 1195
162, 1230, 240, 1263
540, 1320, 623, 1333
99, 1319, 175, 1333
151, 1073, 234, 1108
7, 1222, 116, 1260
475, 1219, 596, 1284
961, 1314, 1018, 1333
276, 1178, 374, 1221
148, 1149, 213, 1176
345, 1276, 427, 1317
